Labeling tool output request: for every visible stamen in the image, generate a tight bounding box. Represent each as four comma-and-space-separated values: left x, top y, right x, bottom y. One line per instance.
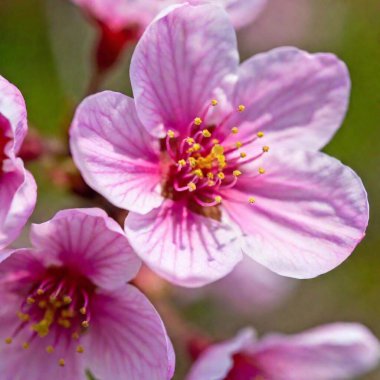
233, 170, 242, 177
46, 345, 55, 354
81, 321, 90, 328
177, 159, 186, 168
192, 169, 203, 178
76, 345, 85, 354
217, 172, 225, 180
188, 157, 196, 167
207, 173, 214, 180
167, 130, 175, 138
235, 141, 242, 148
248, 197, 256, 204
238, 104, 246, 112
63, 296, 72, 304
258, 167, 265, 174
79, 307, 87, 315
58, 359, 65, 367
194, 117, 202, 126
5, 337, 12, 344
215, 196, 222, 204
22, 342, 30, 350
240, 152, 247, 158
231, 127, 239, 134
257, 131, 264, 138
187, 182, 197, 192
211, 99, 218, 106
27, 297, 35, 305
262, 146, 270, 152
211, 139, 219, 145
202, 129, 211, 138
37, 289, 45, 296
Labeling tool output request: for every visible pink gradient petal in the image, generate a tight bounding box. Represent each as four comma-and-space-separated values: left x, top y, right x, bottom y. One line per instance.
253, 323, 380, 379
70, 91, 163, 214
186, 328, 256, 380
125, 200, 243, 287
30, 208, 141, 289
0, 160, 37, 252
225, 47, 350, 151
0, 75, 27, 154
87, 285, 175, 380
223, 150, 368, 279
130, 2, 239, 137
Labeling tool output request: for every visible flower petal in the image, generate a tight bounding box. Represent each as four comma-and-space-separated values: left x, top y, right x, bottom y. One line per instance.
130, 2, 239, 137
226, 47, 350, 151
223, 150, 368, 278
70, 91, 163, 214
30, 208, 141, 289
86, 285, 175, 380
254, 323, 380, 379
186, 328, 256, 380
0, 75, 28, 154
0, 160, 37, 251
125, 200, 243, 287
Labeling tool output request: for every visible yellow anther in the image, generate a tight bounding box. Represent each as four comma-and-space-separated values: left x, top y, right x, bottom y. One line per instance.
193, 169, 204, 178
27, 297, 35, 305
208, 181, 215, 186
63, 296, 72, 304
240, 152, 247, 158
194, 117, 202, 126
207, 172, 214, 180
17, 312, 30, 322
248, 197, 256, 204
76, 345, 85, 354
58, 319, 72, 329
188, 157, 196, 167
38, 300, 47, 309
178, 159, 186, 167
192, 143, 201, 152
233, 170, 242, 177
82, 321, 90, 328
167, 130, 175, 138
262, 146, 270, 152
231, 127, 239, 134
46, 346, 54, 354
217, 172, 225, 180
211, 139, 219, 145
202, 129, 211, 138
79, 307, 87, 315
22, 342, 30, 350
62, 309, 75, 318
211, 99, 218, 106
215, 196, 222, 204
235, 141, 243, 148
37, 289, 44, 296
257, 131, 264, 138
5, 337, 12, 345
212, 144, 224, 156
59, 359, 65, 367
258, 167, 266, 174
238, 104, 246, 112
186, 137, 195, 145
72, 332, 80, 340
187, 182, 197, 192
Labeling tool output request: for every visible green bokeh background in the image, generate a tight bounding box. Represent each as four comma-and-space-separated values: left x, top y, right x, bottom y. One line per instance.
0, 0, 379, 378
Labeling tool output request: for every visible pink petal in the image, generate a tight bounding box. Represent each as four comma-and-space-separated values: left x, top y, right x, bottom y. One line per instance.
186, 328, 256, 380
223, 150, 368, 279
130, 2, 239, 137
0, 160, 37, 252
226, 47, 350, 151
70, 91, 163, 214
125, 200, 243, 287
30, 208, 141, 289
86, 285, 175, 380
253, 323, 380, 379
0, 75, 28, 154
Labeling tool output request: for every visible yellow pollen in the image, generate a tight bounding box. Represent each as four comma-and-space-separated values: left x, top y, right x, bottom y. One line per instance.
37, 289, 44, 295
194, 117, 202, 126
17, 312, 30, 322
186, 137, 195, 145
240, 152, 247, 158
38, 300, 47, 309
192, 143, 201, 152
76, 345, 85, 354
5, 337, 12, 345
177, 159, 186, 167
22, 342, 30, 350
46, 346, 54, 354
207, 172, 214, 180
62, 309, 75, 318
235, 141, 242, 148
58, 319, 72, 329
257, 131, 264, 138
215, 196, 222, 204
231, 127, 239, 134
262, 146, 270, 152
238, 104, 246, 112
58, 359, 65, 367
192, 169, 203, 178
202, 129, 211, 138
63, 296, 72, 304
27, 297, 35, 305
258, 167, 266, 174
211, 99, 218, 106
82, 321, 90, 328
167, 130, 175, 138
211, 138, 219, 145
187, 182, 197, 192
248, 197, 256, 204
233, 170, 242, 177
188, 157, 196, 167
79, 307, 87, 315
217, 172, 225, 180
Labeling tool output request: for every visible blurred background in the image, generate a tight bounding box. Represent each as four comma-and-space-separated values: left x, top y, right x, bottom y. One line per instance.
0, 0, 379, 378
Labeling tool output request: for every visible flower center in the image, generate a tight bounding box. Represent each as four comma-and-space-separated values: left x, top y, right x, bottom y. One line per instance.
0, 113, 11, 175
162, 100, 269, 210
4, 266, 96, 367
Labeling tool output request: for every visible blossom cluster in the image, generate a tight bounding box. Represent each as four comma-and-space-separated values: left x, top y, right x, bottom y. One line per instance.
0, 0, 379, 379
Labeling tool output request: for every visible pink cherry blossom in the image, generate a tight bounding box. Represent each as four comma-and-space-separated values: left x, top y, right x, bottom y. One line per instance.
0, 208, 175, 380
70, 3, 368, 287
186, 324, 380, 380
0, 75, 37, 255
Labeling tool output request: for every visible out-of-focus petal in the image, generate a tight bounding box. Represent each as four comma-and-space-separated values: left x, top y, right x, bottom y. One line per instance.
70, 91, 163, 214
125, 200, 243, 287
